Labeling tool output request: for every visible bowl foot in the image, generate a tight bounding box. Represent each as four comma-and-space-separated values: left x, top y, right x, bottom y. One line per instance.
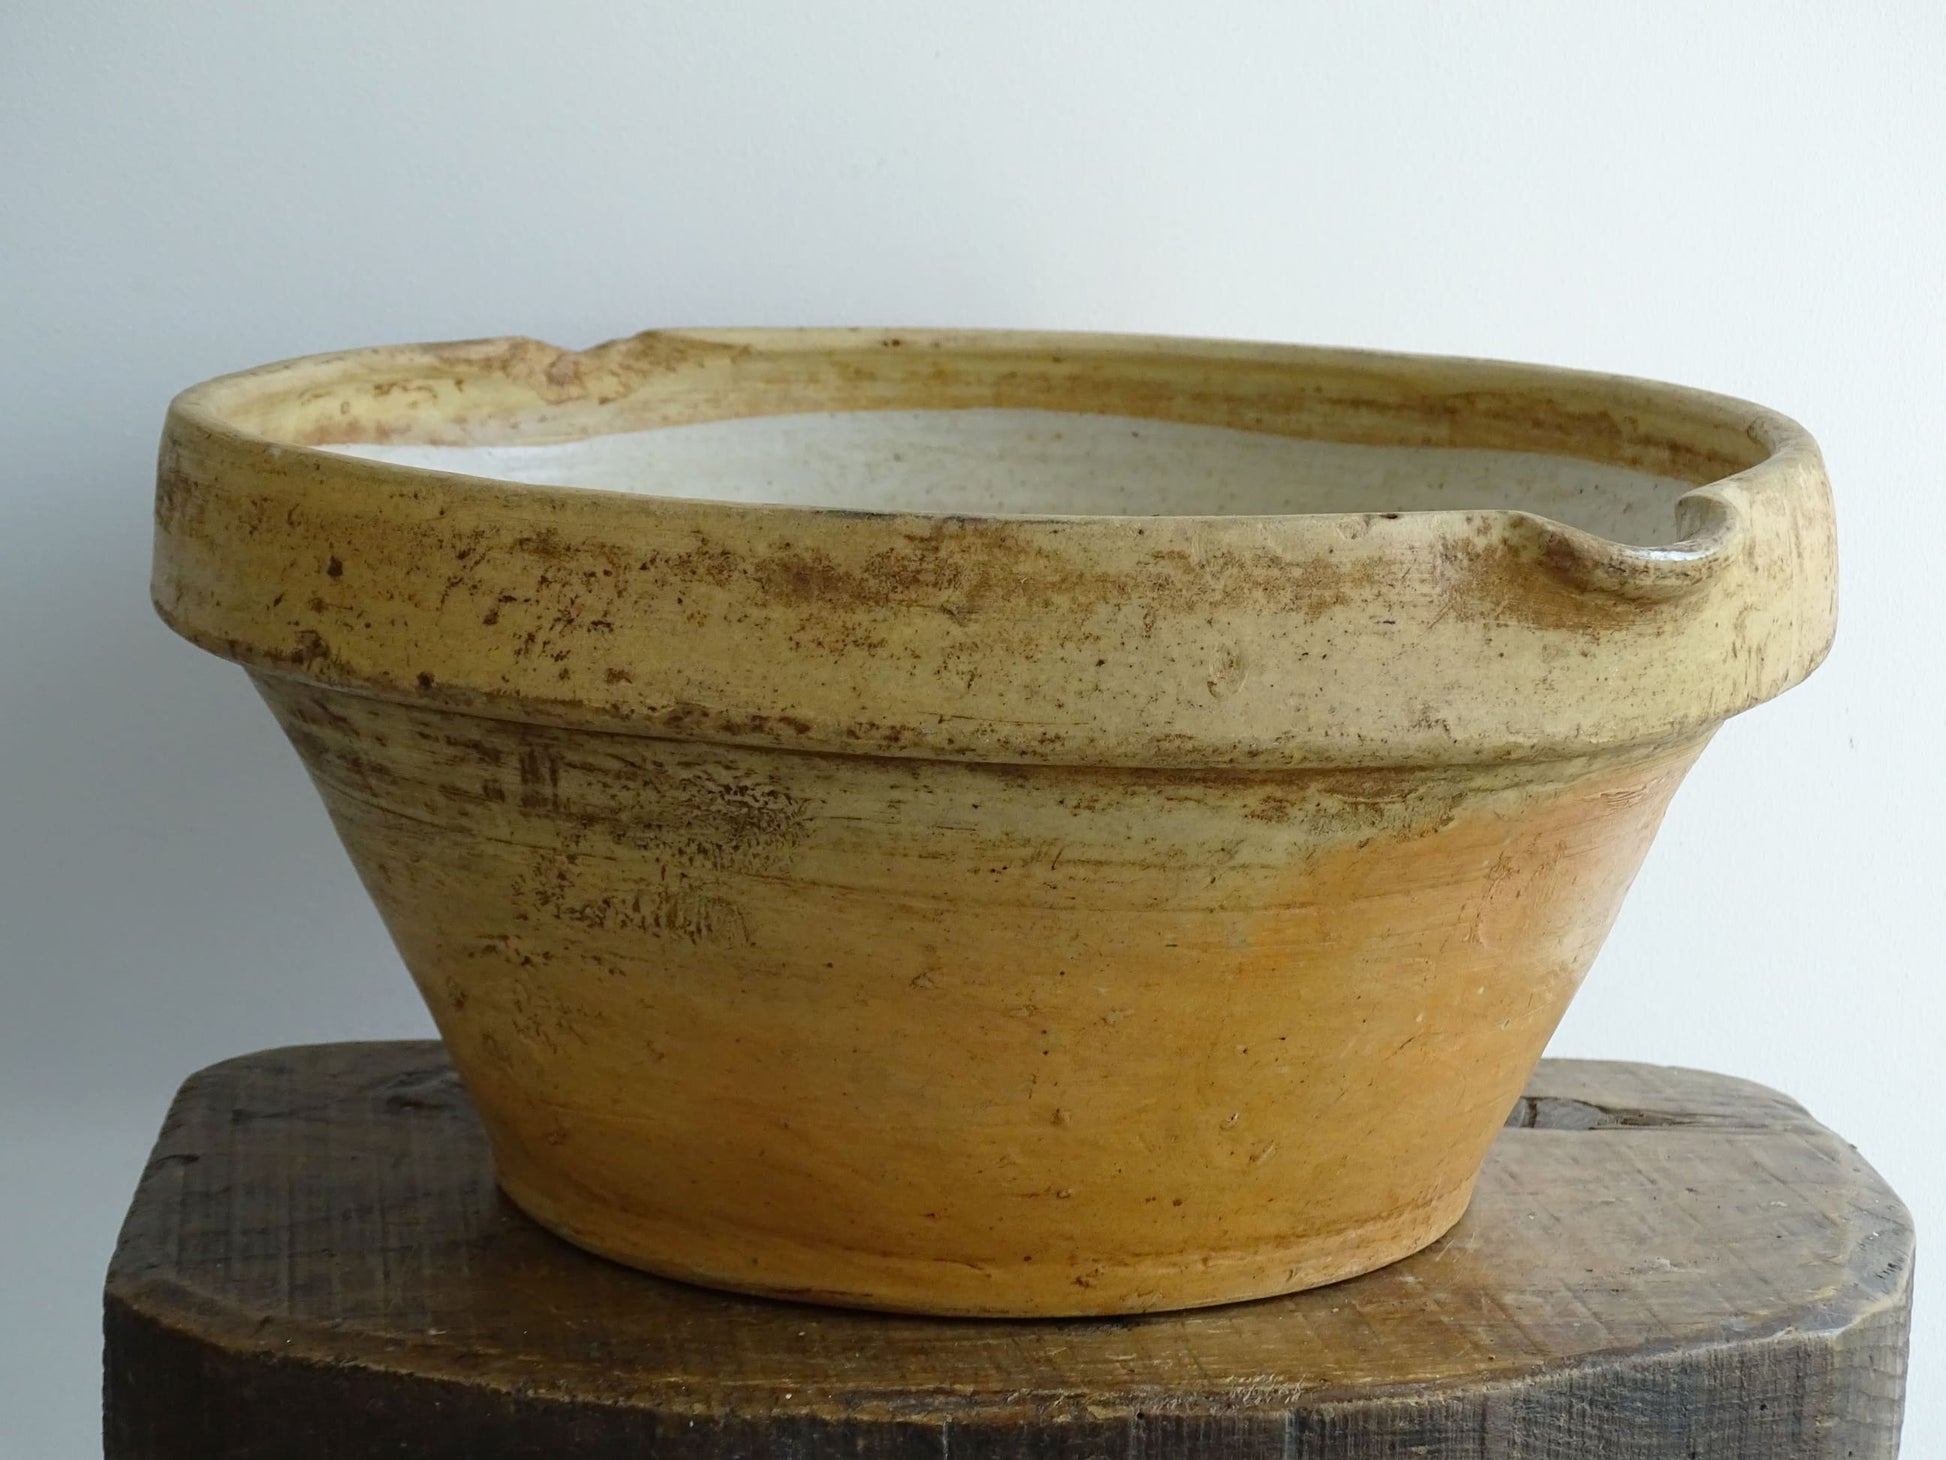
494, 1166, 1476, 1318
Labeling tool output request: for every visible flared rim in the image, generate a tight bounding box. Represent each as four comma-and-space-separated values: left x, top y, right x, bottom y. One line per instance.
152, 328, 1837, 767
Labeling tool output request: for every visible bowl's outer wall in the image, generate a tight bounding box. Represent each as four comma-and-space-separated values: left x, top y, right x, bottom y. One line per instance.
154, 330, 1837, 770
256, 672, 1707, 1314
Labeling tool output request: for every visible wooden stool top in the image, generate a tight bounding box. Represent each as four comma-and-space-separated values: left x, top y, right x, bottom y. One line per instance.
105, 1042, 1911, 1458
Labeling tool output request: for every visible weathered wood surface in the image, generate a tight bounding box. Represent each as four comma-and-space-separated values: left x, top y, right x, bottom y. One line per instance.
105, 1042, 1911, 1458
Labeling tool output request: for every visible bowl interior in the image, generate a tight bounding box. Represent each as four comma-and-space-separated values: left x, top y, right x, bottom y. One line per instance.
196, 330, 1787, 554
326, 408, 1703, 546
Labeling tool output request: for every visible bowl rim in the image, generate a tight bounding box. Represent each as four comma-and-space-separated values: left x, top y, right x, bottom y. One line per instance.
168, 326, 1815, 518
152, 328, 1837, 768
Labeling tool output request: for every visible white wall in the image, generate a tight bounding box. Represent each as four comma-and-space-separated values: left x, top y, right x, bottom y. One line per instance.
3, 4, 1939, 1454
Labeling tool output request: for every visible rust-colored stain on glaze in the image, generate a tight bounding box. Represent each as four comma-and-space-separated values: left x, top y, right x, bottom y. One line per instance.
155, 329, 1835, 1315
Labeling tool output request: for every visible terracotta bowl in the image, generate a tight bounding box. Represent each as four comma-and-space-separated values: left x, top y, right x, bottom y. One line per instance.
152, 329, 1836, 1316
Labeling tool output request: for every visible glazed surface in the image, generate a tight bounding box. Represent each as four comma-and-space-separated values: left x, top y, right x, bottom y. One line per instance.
326, 409, 1700, 546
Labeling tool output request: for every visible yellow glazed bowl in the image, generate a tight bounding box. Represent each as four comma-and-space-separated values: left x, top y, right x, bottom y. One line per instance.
152, 330, 1836, 1315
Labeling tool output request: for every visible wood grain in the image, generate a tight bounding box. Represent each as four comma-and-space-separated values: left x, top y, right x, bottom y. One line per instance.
104, 1043, 1910, 1457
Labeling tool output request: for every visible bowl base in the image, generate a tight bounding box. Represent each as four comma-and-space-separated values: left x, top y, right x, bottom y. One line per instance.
494, 1165, 1477, 1318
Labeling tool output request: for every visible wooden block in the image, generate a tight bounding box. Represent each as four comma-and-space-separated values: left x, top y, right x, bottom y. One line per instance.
104, 1043, 1912, 1458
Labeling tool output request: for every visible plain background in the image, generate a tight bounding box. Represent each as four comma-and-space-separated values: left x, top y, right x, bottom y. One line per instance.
3, 4, 1940, 1454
